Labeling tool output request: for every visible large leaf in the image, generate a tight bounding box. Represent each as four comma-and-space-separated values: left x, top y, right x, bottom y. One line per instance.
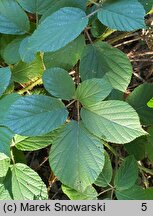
80, 42, 132, 92
0, 153, 10, 178
125, 136, 146, 161
127, 83, 153, 125
3, 37, 24, 64
0, 67, 11, 96
14, 130, 58, 151
0, 126, 14, 157
5, 95, 68, 136
98, 0, 145, 31
0, 0, 30, 35
114, 155, 138, 191
145, 187, 153, 200
146, 127, 153, 162
0, 94, 21, 125
44, 35, 85, 70
62, 185, 98, 200
81, 100, 147, 144
95, 151, 112, 187
116, 185, 146, 200
18, 0, 53, 14
41, 0, 87, 21
43, 68, 75, 100
75, 78, 112, 107
28, 7, 88, 52
12, 54, 44, 83
49, 121, 105, 191
5, 163, 48, 200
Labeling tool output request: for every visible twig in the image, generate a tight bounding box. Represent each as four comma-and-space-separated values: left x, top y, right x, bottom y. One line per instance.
114, 37, 142, 47
66, 100, 76, 108
98, 187, 114, 196
18, 78, 42, 95
85, 28, 93, 44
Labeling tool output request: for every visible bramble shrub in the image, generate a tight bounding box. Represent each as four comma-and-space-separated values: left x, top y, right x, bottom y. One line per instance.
0, 0, 153, 200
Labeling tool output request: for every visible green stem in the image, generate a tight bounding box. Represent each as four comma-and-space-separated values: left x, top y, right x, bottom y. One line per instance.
10, 147, 15, 165
18, 78, 42, 95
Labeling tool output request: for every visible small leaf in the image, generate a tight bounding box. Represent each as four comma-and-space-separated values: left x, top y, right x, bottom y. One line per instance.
0, 94, 21, 126
49, 121, 105, 192
44, 35, 85, 71
0, 153, 10, 178
95, 151, 112, 187
81, 100, 147, 144
127, 83, 153, 125
0, 67, 11, 96
80, 42, 132, 92
138, 0, 153, 12
3, 37, 25, 64
18, 0, 53, 14
19, 37, 35, 63
62, 185, 98, 200
147, 98, 153, 108
116, 185, 146, 200
43, 68, 75, 100
0, 0, 30, 35
98, 0, 145, 31
75, 78, 112, 107
125, 136, 146, 161
146, 127, 153, 162
12, 54, 44, 83
114, 155, 138, 190
5, 163, 48, 200
14, 130, 58, 151
5, 95, 68, 136
28, 7, 88, 52
0, 126, 14, 157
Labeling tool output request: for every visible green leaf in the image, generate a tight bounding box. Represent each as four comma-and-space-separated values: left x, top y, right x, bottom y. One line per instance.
62, 185, 98, 200
5, 95, 68, 136
95, 151, 112, 187
14, 130, 57, 151
3, 37, 25, 64
0, 183, 12, 200
18, 0, 53, 14
44, 35, 85, 71
125, 136, 146, 161
5, 163, 48, 200
80, 42, 132, 92
145, 187, 153, 200
0, 94, 21, 126
147, 98, 153, 108
81, 100, 147, 144
138, 0, 153, 12
127, 83, 153, 125
41, 0, 87, 21
43, 68, 75, 100
75, 78, 112, 107
28, 7, 88, 52
49, 121, 105, 191
19, 37, 36, 63
0, 126, 14, 157
114, 155, 138, 191
0, 0, 30, 35
146, 127, 153, 162
0, 67, 11, 96
0, 153, 10, 178
12, 54, 44, 83
98, 0, 145, 31
116, 185, 146, 200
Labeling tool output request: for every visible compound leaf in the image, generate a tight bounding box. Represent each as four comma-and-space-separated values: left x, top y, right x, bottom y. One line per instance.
5, 95, 68, 136
28, 7, 88, 52
0, 0, 30, 35
49, 121, 105, 192
62, 185, 98, 200
0, 67, 11, 96
80, 42, 132, 92
81, 100, 147, 144
75, 78, 112, 107
43, 68, 75, 100
114, 155, 138, 190
98, 0, 145, 31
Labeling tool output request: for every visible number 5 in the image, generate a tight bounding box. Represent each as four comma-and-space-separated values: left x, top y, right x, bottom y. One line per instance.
141, 203, 147, 211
